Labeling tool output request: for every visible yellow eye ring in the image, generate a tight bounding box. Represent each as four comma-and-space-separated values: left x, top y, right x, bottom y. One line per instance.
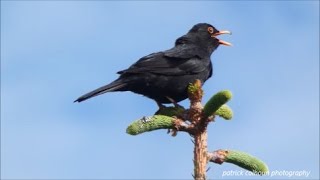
207, 27, 214, 34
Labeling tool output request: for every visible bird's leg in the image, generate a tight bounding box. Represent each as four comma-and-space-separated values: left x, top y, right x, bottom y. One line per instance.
156, 101, 166, 109
166, 96, 184, 109
154, 101, 170, 116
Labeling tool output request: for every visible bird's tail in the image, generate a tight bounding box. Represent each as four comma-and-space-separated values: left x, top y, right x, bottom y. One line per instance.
74, 79, 127, 103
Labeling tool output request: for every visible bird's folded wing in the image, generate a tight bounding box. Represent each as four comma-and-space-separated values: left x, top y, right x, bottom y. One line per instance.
117, 51, 209, 76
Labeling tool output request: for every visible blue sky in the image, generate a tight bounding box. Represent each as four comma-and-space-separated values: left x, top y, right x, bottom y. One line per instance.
1, 1, 319, 179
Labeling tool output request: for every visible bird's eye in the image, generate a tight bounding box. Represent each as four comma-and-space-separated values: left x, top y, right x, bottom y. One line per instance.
207, 27, 214, 34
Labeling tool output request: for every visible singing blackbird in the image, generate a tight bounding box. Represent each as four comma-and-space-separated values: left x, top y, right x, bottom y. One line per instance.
74, 23, 231, 107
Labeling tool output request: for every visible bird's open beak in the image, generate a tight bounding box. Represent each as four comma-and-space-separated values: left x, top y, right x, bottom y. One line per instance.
211, 30, 232, 46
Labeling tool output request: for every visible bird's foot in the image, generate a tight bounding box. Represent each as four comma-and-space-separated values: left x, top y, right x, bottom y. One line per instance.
154, 100, 186, 117
154, 102, 167, 115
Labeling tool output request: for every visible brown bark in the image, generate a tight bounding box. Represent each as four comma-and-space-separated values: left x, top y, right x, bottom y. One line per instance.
194, 130, 208, 180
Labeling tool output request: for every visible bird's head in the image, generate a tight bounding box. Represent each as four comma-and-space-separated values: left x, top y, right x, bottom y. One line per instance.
183, 23, 232, 54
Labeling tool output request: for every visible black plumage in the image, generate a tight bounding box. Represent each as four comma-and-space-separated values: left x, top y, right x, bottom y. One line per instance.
75, 23, 231, 106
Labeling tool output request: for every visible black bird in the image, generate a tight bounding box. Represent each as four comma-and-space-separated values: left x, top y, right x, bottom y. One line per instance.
74, 23, 231, 107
